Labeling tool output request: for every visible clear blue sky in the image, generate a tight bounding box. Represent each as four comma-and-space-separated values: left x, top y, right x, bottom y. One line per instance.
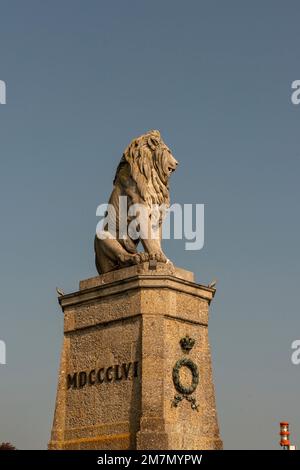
0, 0, 300, 449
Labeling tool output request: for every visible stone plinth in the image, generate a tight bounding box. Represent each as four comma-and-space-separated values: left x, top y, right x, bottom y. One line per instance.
49, 262, 222, 450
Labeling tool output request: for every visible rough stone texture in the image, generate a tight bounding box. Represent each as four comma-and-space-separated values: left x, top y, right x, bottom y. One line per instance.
94, 130, 179, 274
49, 262, 222, 450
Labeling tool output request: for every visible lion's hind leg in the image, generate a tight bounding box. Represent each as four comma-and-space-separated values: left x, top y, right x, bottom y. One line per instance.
94, 235, 140, 274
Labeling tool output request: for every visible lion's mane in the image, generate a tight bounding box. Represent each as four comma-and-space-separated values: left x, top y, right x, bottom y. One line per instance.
113, 130, 171, 208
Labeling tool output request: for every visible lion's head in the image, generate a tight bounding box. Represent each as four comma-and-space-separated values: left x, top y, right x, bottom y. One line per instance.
114, 130, 178, 208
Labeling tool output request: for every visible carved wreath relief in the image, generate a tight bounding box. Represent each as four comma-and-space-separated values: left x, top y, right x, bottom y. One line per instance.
171, 335, 200, 411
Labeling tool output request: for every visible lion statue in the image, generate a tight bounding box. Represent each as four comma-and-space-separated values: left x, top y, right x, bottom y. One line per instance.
94, 130, 178, 274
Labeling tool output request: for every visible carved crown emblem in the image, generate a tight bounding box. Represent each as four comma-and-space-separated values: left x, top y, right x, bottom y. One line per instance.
180, 335, 195, 353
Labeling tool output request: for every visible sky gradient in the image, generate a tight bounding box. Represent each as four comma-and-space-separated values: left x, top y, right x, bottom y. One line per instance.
0, 0, 300, 449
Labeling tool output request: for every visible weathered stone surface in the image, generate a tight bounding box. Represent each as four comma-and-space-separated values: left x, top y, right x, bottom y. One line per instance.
49, 263, 222, 450
94, 130, 179, 274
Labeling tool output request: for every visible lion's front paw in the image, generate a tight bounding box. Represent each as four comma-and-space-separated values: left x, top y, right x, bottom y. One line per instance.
133, 252, 149, 264
149, 252, 168, 263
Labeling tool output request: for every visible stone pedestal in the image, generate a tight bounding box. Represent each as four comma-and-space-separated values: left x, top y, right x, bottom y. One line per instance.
49, 262, 222, 450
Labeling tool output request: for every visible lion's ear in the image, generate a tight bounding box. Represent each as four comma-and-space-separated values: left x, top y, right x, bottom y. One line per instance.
147, 130, 161, 150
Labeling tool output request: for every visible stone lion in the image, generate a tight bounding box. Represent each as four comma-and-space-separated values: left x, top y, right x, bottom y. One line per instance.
94, 130, 178, 274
